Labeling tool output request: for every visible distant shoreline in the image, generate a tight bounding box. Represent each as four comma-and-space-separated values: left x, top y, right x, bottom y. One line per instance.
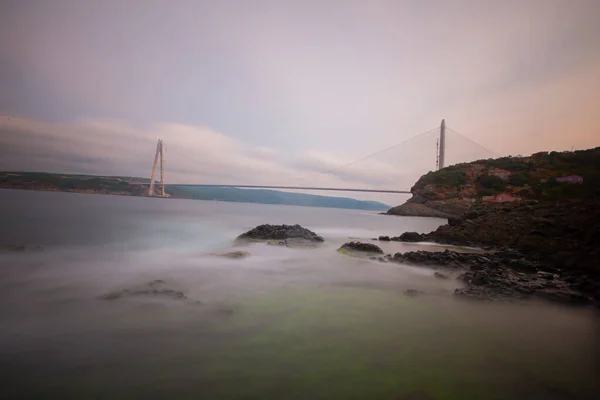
0, 172, 390, 211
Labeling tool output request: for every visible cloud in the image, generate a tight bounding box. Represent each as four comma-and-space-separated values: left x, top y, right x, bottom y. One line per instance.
0, 115, 427, 193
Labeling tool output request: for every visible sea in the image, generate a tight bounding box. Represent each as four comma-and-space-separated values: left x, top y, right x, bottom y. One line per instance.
0, 189, 598, 400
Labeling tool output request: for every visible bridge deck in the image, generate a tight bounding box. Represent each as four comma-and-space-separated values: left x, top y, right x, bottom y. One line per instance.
161, 184, 410, 194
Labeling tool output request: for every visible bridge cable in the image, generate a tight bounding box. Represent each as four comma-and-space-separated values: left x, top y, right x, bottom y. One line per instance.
296, 126, 440, 184
445, 126, 501, 158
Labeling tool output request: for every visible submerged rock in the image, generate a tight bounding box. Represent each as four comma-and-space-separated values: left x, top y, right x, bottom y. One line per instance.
434, 272, 449, 280
220, 251, 251, 259
102, 280, 196, 302
378, 235, 391, 241
404, 289, 425, 297
237, 224, 324, 243
339, 241, 384, 254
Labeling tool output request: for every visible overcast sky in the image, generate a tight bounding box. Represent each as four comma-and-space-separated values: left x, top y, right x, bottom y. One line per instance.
1, 0, 599, 204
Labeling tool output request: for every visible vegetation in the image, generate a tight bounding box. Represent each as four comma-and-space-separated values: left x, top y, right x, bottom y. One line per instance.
480, 157, 531, 171
414, 166, 467, 188
508, 172, 533, 187
0, 172, 390, 211
476, 175, 506, 192
409, 146, 600, 202
173, 186, 390, 210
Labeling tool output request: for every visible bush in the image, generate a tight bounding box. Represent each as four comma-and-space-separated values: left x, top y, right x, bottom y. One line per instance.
477, 175, 506, 191
509, 172, 532, 187
416, 166, 467, 188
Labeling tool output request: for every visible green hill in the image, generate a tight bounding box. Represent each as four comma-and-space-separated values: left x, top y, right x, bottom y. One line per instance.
172, 186, 390, 211
0, 172, 390, 211
387, 147, 600, 217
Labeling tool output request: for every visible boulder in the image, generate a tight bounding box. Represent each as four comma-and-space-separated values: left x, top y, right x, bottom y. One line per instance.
339, 241, 384, 254
237, 224, 324, 242
391, 232, 425, 242
378, 236, 391, 241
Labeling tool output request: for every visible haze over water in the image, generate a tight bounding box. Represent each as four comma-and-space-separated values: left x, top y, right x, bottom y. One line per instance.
0, 189, 598, 399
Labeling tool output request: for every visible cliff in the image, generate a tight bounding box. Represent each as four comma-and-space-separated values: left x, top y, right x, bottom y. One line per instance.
387, 147, 600, 218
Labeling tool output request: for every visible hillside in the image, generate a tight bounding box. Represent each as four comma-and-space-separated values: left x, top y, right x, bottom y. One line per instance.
173, 186, 390, 210
0, 172, 390, 211
387, 147, 600, 217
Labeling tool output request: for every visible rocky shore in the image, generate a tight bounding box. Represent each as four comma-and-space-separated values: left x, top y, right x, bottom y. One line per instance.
383, 200, 600, 306
236, 210, 600, 307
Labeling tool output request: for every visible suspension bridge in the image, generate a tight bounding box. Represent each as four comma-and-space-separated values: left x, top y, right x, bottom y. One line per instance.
147, 119, 499, 197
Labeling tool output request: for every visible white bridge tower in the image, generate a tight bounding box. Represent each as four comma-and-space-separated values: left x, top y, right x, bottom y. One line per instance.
149, 139, 166, 196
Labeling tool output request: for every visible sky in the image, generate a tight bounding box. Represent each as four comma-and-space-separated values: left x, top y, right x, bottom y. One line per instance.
1, 0, 599, 204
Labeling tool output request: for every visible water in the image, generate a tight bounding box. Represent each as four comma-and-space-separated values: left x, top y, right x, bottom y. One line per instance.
0, 189, 598, 400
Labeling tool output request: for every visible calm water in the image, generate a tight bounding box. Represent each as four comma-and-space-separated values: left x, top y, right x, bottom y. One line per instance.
0, 189, 598, 400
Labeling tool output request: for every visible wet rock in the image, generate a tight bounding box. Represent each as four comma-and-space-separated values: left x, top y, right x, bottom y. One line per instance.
404, 289, 424, 297
388, 249, 596, 306
221, 251, 251, 259
391, 232, 424, 242
339, 241, 384, 254
378, 236, 391, 241
267, 238, 319, 248
434, 272, 449, 280
237, 224, 324, 242
447, 217, 462, 227
102, 281, 194, 302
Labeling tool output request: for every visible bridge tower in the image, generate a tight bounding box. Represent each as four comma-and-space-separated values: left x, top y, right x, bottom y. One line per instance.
149, 139, 166, 196
438, 119, 446, 170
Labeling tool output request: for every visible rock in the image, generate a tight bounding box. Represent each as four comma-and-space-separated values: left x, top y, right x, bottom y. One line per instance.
267, 238, 319, 248
386, 203, 456, 218
378, 236, 391, 241
392, 232, 424, 242
385, 249, 596, 306
537, 271, 555, 280
434, 272, 449, 280
447, 217, 462, 227
404, 289, 424, 297
339, 241, 384, 254
237, 224, 324, 242
102, 281, 194, 302
221, 251, 250, 259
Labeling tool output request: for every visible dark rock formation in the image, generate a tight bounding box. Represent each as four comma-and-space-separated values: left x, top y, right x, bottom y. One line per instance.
378, 235, 390, 241
434, 272, 449, 280
389, 249, 597, 306
267, 238, 321, 248
237, 224, 324, 242
102, 280, 196, 302
419, 200, 600, 276
339, 241, 384, 254
391, 232, 425, 242
220, 251, 250, 259
404, 289, 425, 297
385, 203, 455, 219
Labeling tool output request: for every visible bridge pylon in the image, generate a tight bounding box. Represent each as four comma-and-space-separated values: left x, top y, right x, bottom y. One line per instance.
149, 139, 166, 197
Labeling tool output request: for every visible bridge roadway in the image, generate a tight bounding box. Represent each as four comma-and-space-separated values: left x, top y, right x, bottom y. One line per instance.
162, 184, 411, 194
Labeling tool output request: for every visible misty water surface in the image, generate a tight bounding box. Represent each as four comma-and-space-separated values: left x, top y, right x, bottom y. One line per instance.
0, 189, 598, 399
